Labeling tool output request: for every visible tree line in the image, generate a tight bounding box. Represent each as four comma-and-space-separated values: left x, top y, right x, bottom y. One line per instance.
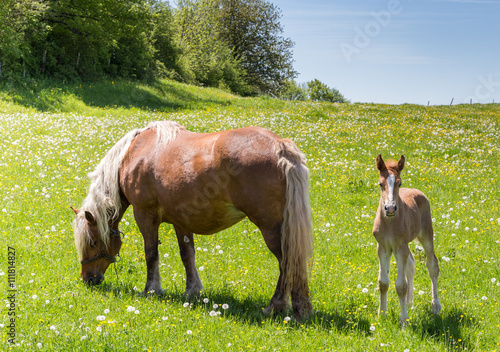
0, 0, 293, 95
0, 0, 347, 100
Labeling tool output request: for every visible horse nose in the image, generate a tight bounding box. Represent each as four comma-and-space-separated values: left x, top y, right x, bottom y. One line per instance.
83, 274, 104, 285
384, 203, 397, 216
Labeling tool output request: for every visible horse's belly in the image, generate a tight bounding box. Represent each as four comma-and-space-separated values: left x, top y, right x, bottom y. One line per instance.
168, 202, 246, 235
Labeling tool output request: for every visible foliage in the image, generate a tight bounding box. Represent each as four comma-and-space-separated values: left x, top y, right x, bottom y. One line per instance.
0, 0, 298, 96
218, 0, 297, 95
279, 80, 307, 101
1, 80, 499, 350
307, 78, 348, 103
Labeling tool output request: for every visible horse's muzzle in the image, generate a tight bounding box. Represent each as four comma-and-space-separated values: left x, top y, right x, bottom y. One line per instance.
384, 203, 397, 217
83, 273, 104, 286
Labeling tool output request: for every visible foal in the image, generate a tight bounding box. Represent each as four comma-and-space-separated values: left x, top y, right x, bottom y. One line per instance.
372, 154, 441, 325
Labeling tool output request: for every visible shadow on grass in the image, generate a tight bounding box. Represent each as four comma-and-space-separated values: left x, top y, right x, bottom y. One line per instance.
409, 307, 475, 351
88, 281, 371, 335
2, 78, 233, 112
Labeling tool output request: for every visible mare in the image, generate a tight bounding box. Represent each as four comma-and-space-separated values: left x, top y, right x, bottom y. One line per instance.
72, 121, 313, 318
373, 154, 441, 325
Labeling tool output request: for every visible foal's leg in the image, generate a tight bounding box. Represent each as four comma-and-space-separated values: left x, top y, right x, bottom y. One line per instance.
406, 251, 415, 308
418, 234, 441, 314
174, 226, 203, 299
377, 244, 392, 316
394, 244, 411, 325
134, 208, 162, 295
260, 227, 290, 315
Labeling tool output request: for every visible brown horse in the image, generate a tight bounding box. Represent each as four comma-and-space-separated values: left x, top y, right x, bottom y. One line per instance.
72, 121, 313, 318
373, 154, 441, 325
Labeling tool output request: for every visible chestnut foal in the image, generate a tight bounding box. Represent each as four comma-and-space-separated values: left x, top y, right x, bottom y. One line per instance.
372, 154, 441, 325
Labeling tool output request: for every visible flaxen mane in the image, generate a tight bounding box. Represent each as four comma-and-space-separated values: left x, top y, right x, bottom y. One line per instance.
74, 121, 185, 259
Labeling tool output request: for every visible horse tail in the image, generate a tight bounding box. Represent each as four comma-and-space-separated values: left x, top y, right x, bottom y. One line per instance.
276, 139, 313, 305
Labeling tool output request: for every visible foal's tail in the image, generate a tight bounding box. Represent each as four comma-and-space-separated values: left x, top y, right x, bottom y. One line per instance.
276, 139, 313, 303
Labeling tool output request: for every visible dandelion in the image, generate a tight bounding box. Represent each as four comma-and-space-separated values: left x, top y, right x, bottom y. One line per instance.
209, 311, 217, 317
49, 325, 56, 331
45, 300, 50, 304
228, 343, 232, 347
127, 306, 136, 313
222, 303, 229, 310
203, 298, 209, 304
37, 343, 42, 349
199, 265, 205, 271
68, 305, 73, 308
362, 288, 369, 293
482, 296, 488, 300
213, 303, 219, 309
134, 310, 140, 314
186, 330, 193, 335
96, 315, 106, 321
369, 324, 376, 331
96, 326, 102, 332
162, 316, 168, 321
104, 309, 110, 314
418, 290, 425, 295
284, 316, 291, 322
183, 302, 190, 308
81, 336, 87, 341
492, 278, 497, 283
442, 256, 450, 262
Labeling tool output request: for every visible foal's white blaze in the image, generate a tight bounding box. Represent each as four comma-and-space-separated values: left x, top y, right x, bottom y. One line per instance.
386, 174, 396, 204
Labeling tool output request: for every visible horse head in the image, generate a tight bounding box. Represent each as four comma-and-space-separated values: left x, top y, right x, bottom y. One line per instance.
72, 207, 122, 285
376, 154, 405, 217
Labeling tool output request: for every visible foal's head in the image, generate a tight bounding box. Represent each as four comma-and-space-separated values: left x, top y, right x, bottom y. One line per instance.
72, 208, 122, 285
376, 154, 405, 217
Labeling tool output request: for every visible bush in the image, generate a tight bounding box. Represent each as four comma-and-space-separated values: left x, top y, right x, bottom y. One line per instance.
307, 79, 347, 103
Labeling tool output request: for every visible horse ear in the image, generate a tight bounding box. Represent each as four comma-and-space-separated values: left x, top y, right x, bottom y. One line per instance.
398, 155, 405, 172
84, 211, 96, 225
376, 154, 386, 172
70, 206, 79, 215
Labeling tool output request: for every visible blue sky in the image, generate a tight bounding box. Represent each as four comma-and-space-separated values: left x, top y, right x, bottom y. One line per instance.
272, 0, 500, 104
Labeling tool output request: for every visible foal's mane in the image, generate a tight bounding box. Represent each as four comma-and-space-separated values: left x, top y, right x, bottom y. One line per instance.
74, 121, 185, 258
384, 159, 401, 175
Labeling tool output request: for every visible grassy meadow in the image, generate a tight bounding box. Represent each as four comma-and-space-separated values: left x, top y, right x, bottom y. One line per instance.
0, 79, 499, 351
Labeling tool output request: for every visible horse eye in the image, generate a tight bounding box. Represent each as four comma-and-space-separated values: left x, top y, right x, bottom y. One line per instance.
90, 240, 98, 248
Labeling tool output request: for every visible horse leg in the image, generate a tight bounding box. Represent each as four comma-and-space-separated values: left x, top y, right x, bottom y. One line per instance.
377, 243, 391, 316
406, 250, 415, 308
174, 226, 203, 300
260, 226, 290, 315
394, 244, 410, 325
134, 208, 162, 295
418, 234, 441, 314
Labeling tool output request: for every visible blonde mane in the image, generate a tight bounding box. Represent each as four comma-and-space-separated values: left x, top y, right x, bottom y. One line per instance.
74, 121, 185, 258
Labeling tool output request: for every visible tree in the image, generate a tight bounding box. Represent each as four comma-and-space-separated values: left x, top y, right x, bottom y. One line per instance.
218, 0, 296, 95
279, 80, 307, 101
174, 0, 248, 92
307, 79, 347, 103
0, 0, 48, 80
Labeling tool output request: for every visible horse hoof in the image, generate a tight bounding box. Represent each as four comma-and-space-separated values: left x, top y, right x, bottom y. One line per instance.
262, 306, 273, 316
143, 288, 164, 296
182, 289, 204, 301
432, 301, 441, 314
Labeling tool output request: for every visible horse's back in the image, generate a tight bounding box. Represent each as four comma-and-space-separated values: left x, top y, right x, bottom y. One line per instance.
120, 126, 286, 234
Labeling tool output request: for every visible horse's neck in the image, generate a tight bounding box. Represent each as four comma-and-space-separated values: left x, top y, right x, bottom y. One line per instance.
111, 199, 130, 229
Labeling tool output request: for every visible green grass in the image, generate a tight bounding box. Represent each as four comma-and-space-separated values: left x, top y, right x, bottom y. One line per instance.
1, 79, 499, 351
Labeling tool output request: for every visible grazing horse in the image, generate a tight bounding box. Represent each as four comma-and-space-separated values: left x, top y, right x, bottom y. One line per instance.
372, 154, 441, 325
72, 121, 313, 318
